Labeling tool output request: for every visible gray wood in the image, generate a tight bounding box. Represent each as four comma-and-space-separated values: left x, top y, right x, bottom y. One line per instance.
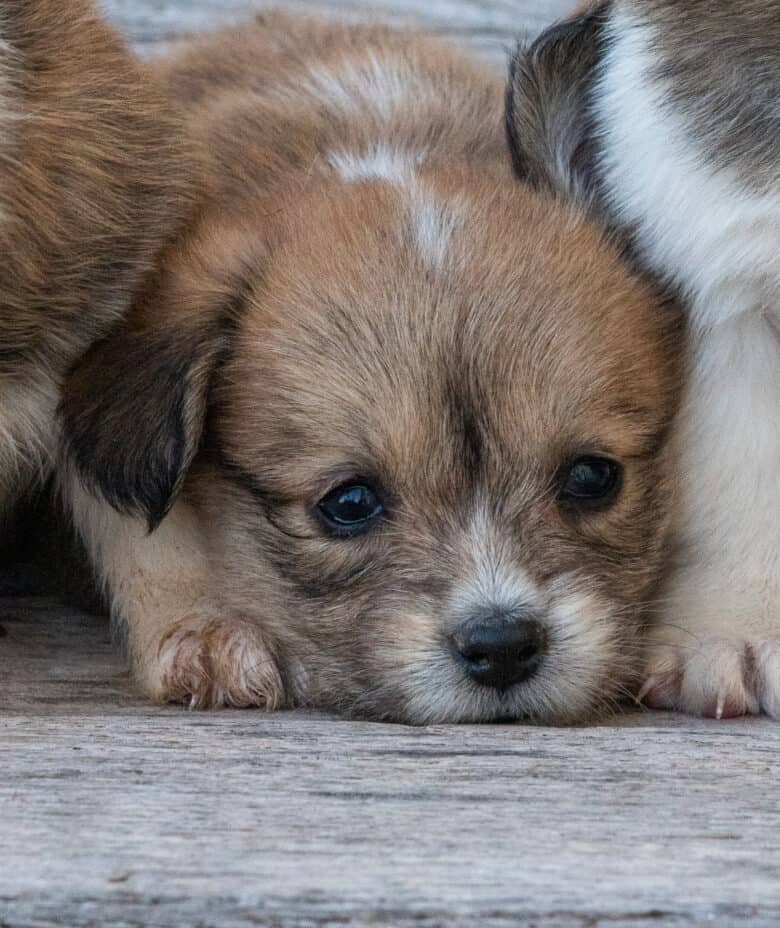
102, 0, 575, 61
3, 3, 779, 926
2, 599, 780, 928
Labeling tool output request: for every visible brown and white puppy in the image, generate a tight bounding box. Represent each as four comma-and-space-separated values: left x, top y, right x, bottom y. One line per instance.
507, 0, 780, 720
62, 14, 683, 724
0, 0, 192, 518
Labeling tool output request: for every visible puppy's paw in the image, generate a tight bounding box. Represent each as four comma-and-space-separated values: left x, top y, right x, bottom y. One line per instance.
640, 635, 780, 721
136, 617, 285, 709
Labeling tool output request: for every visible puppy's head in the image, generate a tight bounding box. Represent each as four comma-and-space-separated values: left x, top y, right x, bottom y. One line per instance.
64, 168, 682, 724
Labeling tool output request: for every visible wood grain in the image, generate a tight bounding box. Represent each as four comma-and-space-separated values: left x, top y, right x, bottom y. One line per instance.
3, 3, 779, 926
2, 599, 779, 928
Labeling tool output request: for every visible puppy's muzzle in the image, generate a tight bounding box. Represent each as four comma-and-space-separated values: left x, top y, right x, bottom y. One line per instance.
450, 608, 547, 691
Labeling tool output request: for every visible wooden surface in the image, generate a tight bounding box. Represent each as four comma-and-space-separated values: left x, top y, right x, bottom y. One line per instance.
3, 2, 779, 926
2, 599, 780, 927
103, 0, 574, 61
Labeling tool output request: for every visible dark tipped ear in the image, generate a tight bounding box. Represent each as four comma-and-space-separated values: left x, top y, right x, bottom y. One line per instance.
506, 3, 609, 208
61, 315, 228, 531
61, 212, 266, 530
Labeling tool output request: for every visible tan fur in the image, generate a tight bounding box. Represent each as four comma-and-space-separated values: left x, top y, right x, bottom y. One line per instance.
0, 0, 194, 511
63, 14, 683, 724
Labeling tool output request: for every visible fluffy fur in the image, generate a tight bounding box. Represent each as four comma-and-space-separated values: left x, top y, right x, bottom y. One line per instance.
62, 13, 683, 724
0, 0, 193, 516
507, 0, 780, 719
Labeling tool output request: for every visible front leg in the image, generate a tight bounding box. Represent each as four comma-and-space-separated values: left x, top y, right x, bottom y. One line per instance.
641, 579, 780, 720
641, 318, 780, 720
65, 475, 285, 709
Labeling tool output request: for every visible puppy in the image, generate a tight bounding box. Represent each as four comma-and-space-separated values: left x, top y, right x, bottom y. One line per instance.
0, 0, 191, 519
62, 13, 683, 724
507, 0, 780, 719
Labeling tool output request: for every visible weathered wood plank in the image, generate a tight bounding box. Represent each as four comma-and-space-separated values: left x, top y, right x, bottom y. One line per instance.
2, 600, 779, 928
102, 0, 574, 61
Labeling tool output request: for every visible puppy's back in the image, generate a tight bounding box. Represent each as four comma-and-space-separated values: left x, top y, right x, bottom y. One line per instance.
0, 0, 194, 497
0, 0, 192, 357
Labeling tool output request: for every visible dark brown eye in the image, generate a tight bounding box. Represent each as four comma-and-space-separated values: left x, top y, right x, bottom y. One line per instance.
558, 457, 623, 510
317, 483, 384, 536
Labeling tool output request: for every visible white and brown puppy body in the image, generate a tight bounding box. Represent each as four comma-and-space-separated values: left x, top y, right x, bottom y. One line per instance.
507, 0, 780, 718
64, 15, 682, 723
0, 0, 191, 515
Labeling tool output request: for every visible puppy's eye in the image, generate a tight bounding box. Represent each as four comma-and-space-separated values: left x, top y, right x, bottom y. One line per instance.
317, 483, 384, 536
558, 457, 623, 510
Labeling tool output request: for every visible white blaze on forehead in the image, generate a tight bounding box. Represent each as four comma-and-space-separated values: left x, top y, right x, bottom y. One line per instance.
308, 49, 460, 270
327, 144, 460, 270
409, 181, 461, 269
327, 145, 422, 183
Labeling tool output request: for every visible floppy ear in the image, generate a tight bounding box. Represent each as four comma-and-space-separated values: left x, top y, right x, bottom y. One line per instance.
60, 225, 259, 530
61, 313, 225, 531
505, 4, 609, 208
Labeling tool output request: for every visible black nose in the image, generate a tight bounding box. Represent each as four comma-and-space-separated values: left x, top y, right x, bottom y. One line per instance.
450, 610, 547, 691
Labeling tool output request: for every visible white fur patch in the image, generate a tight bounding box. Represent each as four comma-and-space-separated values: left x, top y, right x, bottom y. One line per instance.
538, 584, 623, 719
596, 7, 780, 717
327, 145, 422, 183
328, 145, 459, 270
64, 476, 210, 622
301, 52, 436, 121
450, 503, 540, 618
383, 501, 627, 725
596, 11, 780, 331
64, 475, 210, 677
410, 183, 460, 269
439, 544, 623, 724
305, 50, 460, 270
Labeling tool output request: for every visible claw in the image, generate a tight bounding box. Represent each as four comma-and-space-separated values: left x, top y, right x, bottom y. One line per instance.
637, 676, 658, 705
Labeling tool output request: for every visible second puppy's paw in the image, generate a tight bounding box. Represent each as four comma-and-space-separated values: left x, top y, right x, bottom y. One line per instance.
640, 635, 780, 721
137, 617, 285, 709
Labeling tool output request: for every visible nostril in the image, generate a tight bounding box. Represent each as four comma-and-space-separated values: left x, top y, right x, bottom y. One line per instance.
450, 612, 547, 691
457, 641, 494, 673
515, 632, 544, 664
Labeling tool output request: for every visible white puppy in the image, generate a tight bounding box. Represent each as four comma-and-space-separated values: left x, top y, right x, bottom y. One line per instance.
506, 0, 779, 719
